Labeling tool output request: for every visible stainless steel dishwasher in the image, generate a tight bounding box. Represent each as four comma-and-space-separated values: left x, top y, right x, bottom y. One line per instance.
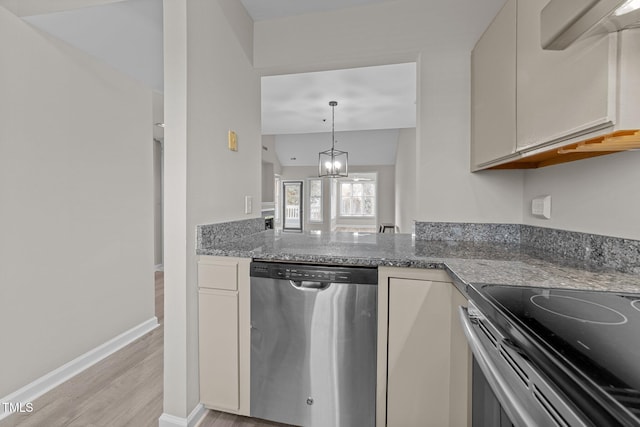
250, 261, 378, 427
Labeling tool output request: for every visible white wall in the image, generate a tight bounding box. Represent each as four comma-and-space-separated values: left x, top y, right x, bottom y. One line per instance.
163, 0, 260, 419
261, 135, 281, 204
262, 161, 274, 203
0, 5, 154, 398
253, 0, 524, 227
261, 135, 282, 174
162, 0, 189, 419
523, 152, 640, 240
415, 52, 524, 223
253, 0, 506, 73
153, 92, 164, 266
395, 128, 417, 233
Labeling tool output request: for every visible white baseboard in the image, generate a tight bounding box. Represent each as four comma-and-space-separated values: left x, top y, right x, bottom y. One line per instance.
159, 404, 207, 427
0, 317, 159, 421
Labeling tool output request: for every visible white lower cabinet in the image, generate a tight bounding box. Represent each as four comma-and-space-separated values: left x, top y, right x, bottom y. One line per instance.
378, 268, 471, 427
199, 289, 239, 410
197, 260, 470, 425
197, 256, 250, 416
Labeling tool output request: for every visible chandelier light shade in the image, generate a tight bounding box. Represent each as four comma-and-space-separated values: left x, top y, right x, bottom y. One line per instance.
318, 101, 348, 178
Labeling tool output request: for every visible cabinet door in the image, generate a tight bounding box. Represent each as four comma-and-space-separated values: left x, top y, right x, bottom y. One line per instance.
471, 0, 516, 169
199, 289, 239, 411
516, 0, 616, 151
386, 278, 454, 427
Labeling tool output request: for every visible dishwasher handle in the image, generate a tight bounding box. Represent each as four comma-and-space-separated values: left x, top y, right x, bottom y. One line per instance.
289, 280, 331, 291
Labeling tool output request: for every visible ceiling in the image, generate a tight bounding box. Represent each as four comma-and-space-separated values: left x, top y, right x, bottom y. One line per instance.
21, 0, 163, 92
262, 63, 416, 135
239, 0, 396, 21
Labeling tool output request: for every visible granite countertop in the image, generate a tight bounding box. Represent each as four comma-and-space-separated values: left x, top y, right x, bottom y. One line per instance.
197, 230, 640, 294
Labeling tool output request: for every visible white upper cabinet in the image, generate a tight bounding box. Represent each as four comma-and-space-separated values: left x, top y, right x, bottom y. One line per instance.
471, 0, 517, 170
471, 0, 640, 170
516, 0, 617, 151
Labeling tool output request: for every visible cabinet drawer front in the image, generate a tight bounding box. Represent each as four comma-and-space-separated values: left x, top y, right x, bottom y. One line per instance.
198, 259, 238, 290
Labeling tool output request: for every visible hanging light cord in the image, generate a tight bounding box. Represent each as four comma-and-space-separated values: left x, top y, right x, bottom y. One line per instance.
318, 100, 346, 177
330, 100, 337, 165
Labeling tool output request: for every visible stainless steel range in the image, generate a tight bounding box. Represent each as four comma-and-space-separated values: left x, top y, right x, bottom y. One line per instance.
462, 284, 640, 426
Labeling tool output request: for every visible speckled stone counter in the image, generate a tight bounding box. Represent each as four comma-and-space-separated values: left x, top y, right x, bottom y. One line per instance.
196, 230, 640, 294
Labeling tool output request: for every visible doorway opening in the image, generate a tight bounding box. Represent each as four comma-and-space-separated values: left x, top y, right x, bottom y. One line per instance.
259, 62, 417, 234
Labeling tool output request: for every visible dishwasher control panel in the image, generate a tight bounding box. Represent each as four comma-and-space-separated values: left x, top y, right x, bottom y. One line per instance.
279, 268, 350, 282
250, 261, 377, 285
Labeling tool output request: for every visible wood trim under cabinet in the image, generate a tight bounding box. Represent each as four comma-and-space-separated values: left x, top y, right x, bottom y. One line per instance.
487, 129, 640, 169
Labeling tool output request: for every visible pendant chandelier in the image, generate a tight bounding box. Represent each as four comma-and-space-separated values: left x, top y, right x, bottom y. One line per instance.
318, 101, 348, 177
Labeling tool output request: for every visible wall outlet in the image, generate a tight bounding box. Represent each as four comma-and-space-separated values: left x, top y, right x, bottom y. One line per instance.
245, 196, 252, 214
532, 195, 551, 219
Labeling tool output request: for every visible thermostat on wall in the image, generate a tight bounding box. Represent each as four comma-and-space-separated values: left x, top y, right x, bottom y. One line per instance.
532, 195, 551, 219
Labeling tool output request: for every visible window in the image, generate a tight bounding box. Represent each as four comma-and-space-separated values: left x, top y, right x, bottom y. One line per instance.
340, 181, 375, 217
309, 179, 322, 222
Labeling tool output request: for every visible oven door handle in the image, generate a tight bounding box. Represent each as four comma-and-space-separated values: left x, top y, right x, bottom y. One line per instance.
459, 306, 534, 427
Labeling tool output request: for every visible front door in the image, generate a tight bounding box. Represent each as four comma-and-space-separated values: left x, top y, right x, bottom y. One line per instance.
283, 181, 303, 232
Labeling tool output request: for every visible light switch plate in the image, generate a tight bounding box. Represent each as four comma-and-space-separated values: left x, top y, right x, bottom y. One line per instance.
532, 195, 551, 219
245, 196, 252, 214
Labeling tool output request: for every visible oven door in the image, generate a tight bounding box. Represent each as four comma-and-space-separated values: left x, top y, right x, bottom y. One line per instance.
459, 304, 589, 427
472, 356, 515, 427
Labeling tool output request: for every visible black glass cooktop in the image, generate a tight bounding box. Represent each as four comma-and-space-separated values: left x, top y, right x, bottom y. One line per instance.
476, 285, 640, 426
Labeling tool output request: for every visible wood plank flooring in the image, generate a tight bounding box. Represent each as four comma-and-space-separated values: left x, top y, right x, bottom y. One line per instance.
0, 271, 292, 427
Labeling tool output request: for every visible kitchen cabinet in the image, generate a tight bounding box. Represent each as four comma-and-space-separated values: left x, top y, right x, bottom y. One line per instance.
197, 256, 250, 415
516, 0, 617, 152
471, 0, 639, 170
377, 268, 471, 427
471, 0, 516, 170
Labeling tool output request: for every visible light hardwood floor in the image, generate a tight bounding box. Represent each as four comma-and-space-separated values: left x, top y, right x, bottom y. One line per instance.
0, 272, 291, 427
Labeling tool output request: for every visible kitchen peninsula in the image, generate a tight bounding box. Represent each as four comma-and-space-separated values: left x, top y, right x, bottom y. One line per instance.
196, 219, 640, 427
